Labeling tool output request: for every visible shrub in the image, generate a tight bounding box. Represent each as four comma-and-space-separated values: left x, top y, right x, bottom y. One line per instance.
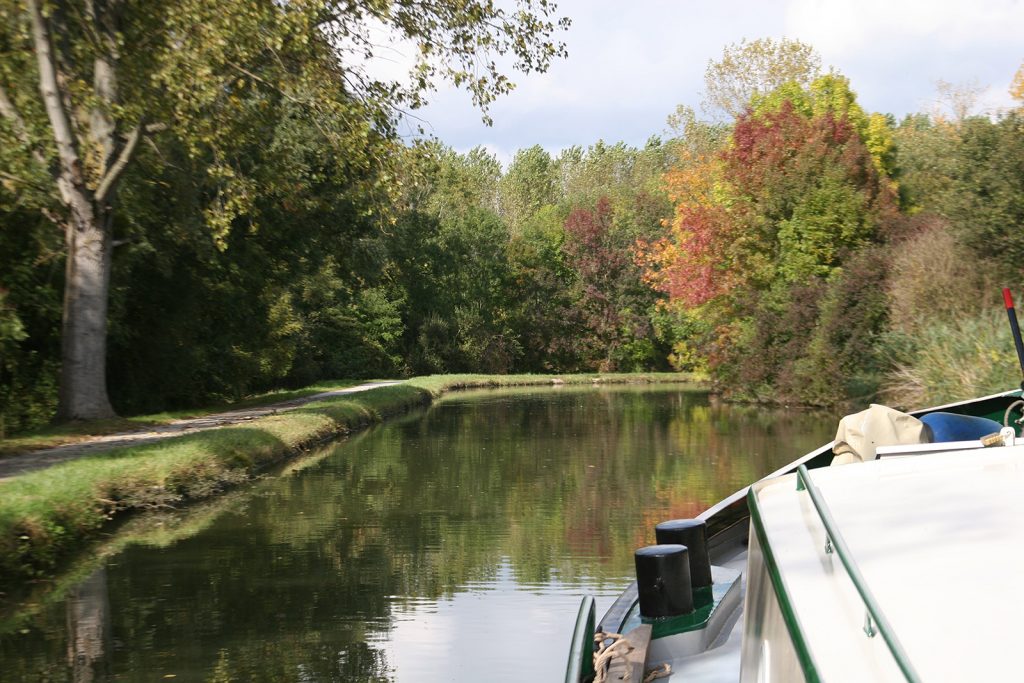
886, 215, 994, 336
786, 247, 890, 406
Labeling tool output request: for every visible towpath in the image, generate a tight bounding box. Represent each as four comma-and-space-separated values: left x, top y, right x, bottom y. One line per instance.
0, 380, 403, 481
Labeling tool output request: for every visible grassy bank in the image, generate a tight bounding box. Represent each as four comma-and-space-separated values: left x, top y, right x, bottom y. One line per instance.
0, 379, 366, 457
0, 373, 699, 586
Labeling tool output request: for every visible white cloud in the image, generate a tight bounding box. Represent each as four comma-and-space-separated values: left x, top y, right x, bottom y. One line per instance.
415, 0, 789, 155
786, 0, 1024, 57
374, 0, 1023, 156
783, 0, 1023, 116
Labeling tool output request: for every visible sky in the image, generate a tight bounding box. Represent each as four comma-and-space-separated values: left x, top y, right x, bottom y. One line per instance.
386, 0, 1023, 167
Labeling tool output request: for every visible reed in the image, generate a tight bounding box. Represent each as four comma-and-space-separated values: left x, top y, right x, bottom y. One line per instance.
882, 310, 1019, 409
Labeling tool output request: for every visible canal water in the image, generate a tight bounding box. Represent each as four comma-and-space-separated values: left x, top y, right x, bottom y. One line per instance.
1, 385, 835, 681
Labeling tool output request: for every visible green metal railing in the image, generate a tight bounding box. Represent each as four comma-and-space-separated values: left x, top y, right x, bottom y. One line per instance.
796, 465, 922, 683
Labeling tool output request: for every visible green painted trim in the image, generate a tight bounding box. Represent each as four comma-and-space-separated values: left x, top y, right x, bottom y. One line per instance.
796, 466, 922, 683
565, 595, 596, 683
641, 586, 715, 638
746, 486, 822, 683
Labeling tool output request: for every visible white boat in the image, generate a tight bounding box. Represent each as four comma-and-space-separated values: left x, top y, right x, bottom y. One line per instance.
566, 389, 1024, 682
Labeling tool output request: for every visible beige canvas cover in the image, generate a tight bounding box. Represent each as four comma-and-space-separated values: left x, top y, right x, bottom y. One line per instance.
831, 404, 929, 465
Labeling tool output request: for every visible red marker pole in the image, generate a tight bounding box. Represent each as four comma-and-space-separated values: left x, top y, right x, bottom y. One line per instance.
1003, 288, 1024, 387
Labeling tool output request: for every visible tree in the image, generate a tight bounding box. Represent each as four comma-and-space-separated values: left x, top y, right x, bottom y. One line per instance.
666, 105, 729, 158
507, 204, 580, 370
563, 196, 664, 370
702, 37, 821, 120
556, 138, 672, 213
895, 110, 1024, 278
421, 143, 503, 221
931, 79, 986, 123
1012, 62, 1024, 103
0, 0, 569, 420
499, 145, 557, 232
941, 113, 1024, 278
892, 113, 961, 211
648, 74, 900, 402
655, 81, 897, 306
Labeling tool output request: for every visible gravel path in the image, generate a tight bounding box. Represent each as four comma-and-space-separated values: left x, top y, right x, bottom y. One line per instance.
0, 380, 403, 481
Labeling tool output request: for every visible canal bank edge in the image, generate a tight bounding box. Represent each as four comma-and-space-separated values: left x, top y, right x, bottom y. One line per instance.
0, 373, 702, 588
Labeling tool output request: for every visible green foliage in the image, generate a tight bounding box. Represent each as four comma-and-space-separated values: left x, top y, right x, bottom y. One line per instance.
387, 139, 676, 377
506, 205, 581, 370
940, 114, 1024, 278
500, 145, 557, 232
788, 248, 891, 404
424, 144, 503, 219
895, 111, 1024, 279
776, 172, 871, 282
556, 138, 673, 211
101, 118, 401, 412
417, 206, 521, 373
0, 0, 572, 424
0, 286, 25, 355
892, 114, 962, 212
0, 209, 62, 435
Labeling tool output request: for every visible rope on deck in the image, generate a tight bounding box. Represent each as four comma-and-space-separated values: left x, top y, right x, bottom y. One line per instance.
592, 632, 672, 682
643, 663, 672, 682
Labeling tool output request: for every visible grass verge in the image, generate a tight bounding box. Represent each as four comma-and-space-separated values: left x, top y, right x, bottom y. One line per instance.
0, 380, 364, 457
0, 373, 700, 588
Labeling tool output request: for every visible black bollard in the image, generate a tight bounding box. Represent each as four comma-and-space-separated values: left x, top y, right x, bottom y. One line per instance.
655, 518, 712, 588
634, 544, 694, 618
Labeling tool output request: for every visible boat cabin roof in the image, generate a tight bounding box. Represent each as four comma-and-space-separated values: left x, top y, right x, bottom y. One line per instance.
751, 444, 1024, 681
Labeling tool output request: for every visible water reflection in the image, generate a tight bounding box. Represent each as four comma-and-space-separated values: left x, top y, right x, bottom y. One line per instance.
0, 386, 835, 681
66, 568, 110, 683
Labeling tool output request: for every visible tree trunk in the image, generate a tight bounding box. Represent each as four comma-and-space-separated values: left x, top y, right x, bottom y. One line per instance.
26, 0, 123, 421
56, 193, 116, 421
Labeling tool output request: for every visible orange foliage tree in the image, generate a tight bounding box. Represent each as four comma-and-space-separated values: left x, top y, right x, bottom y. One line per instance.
643, 80, 900, 400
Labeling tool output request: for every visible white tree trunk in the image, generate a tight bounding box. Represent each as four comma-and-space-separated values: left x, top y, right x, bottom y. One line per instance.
25, 0, 125, 420
57, 201, 115, 420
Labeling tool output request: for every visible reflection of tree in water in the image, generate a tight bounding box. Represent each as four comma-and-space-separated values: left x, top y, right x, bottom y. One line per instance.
203, 641, 390, 683
66, 567, 110, 683
2, 567, 113, 682
3, 387, 834, 681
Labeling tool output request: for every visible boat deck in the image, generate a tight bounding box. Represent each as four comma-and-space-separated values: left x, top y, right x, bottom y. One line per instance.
751, 445, 1024, 681
658, 543, 748, 682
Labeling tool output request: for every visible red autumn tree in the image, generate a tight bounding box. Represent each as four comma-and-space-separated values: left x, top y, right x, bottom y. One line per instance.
563, 196, 660, 370
647, 83, 899, 401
